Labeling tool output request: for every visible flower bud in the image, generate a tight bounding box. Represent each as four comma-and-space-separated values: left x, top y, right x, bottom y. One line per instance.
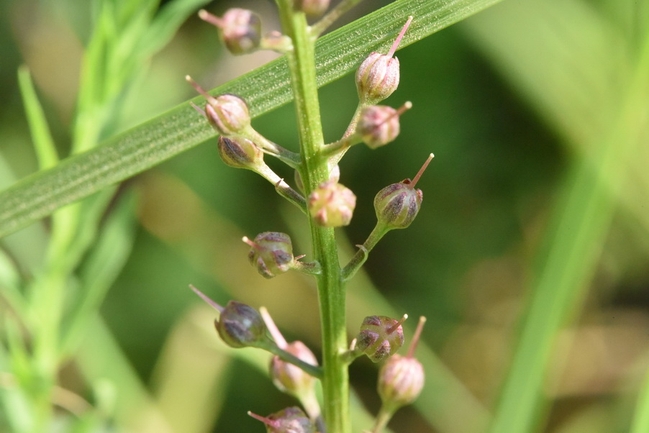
199, 8, 261, 54
378, 354, 424, 408
356, 103, 410, 149
218, 136, 264, 170
205, 93, 251, 136
270, 341, 318, 397
294, 0, 330, 17
355, 17, 412, 105
248, 407, 316, 433
354, 315, 406, 363
308, 181, 356, 227
374, 153, 433, 230
356, 52, 400, 105
378, 316, 427, 410
243, 232, 296, 279
215, 301, 269, 348
186, 76, 252, 136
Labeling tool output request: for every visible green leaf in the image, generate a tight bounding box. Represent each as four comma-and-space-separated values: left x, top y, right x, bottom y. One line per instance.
0, 0, 502, 239
16, 66, 59, 170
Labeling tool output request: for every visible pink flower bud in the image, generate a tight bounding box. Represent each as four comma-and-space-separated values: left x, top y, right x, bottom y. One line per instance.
248, 407, 316, 433
374, 154, 433, 230
243, 232, 296, 279
356, 102, 411, 149
186, 76, 252, 136
294, 0, 330, 17
378, 316, 427, 409
355, 17, 412, 104
308, 181, 356, 227
199, 8, 261, 54
355, 315, 406, 363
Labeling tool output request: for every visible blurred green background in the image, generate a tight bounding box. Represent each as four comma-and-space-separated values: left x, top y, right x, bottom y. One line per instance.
1, 0, 649, 432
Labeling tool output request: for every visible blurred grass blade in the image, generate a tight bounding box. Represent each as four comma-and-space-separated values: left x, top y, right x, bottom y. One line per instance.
17, 66, 59, 170
631, 362, 649, 433
464, 1, 649, 432
60, 191, 138, 357
0, 0, 502, 239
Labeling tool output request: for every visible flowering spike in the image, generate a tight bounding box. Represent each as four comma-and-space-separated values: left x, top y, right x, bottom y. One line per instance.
199, 8, 262, 54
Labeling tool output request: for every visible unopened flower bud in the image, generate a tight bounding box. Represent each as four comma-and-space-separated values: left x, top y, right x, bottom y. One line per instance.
199, 8, 261, 54
215, 301, 269, 348
218, 136, 264, 170
374, 153, 433, 230
356, 17, 412, 105
243, 232, 295, 279
270, 341, 318, 397
356, 102, 410, 149
186, 76, 251, 136
308, 181, 356, 227
248, 407, 316, 433
294, 0, 330, 17
355, 315, 406, 363
378, 316, 426, 410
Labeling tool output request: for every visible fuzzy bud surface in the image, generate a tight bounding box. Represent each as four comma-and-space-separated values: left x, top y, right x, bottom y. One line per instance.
378, 354, 424, 408
355, 315, 405, 363
356, 105, 401, 149
356, 52, 400, 105
308, 181, 356, 227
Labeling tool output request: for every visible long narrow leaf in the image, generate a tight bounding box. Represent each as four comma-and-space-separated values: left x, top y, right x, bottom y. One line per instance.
0, 0, 502, 239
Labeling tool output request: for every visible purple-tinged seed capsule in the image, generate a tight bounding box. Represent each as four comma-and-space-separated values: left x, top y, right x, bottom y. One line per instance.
248, 407, 316, 433
355, 315, 407, 363
243, 232, 295, 279
374, 153, 433, 230
217, 136, 264, 170
216, 300, 269, 349
199, 8, 261, 54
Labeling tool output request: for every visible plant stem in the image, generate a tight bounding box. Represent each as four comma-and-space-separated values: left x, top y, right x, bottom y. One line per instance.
276, 2, 350, 432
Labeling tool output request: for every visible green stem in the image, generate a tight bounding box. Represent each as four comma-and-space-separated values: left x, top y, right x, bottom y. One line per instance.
276, 2, 350, 432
